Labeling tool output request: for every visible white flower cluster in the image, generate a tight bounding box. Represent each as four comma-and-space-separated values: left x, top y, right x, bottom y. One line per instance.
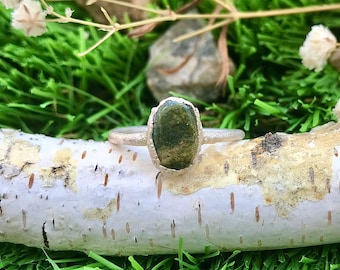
1, 0, 47, 36
299, 24, 337, 72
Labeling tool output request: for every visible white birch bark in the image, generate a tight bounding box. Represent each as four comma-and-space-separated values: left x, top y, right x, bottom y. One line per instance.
0, 123, 340, 255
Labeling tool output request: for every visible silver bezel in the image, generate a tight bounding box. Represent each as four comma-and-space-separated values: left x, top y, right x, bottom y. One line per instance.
146, 97, 203, 175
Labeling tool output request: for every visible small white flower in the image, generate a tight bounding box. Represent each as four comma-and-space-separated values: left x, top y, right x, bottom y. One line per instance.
65, 7, 73, 18
11, 0, 47, 37
299, 24, 337, 72
1, 0, 20, 9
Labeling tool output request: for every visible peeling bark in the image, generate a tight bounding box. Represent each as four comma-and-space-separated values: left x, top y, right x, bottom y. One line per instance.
1, 123, 340, 255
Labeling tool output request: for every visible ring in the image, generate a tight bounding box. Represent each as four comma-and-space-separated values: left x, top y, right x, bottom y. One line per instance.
108, 97, 245, 174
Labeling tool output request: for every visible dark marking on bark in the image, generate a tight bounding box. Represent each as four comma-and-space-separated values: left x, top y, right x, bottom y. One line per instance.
134, 236, 138, 243
118, 155, 123, 164
108, 148, 113, 154
250, 133, 284, 166
22, 210, 27, 230
255, 206, 260, 222
2, 193, 8, 199
328, 210, 332, 225
327, 178, 331, 193
301, 234, 305, 243
111, 229, 115, 240
81, 150, 87, 159
51, 165, 65, 175
102, 224, 107, 238
117, 192, 120, 212
52, 218, 55, 229
42, 222, 49, 248
28, 173, 34, 189
265, 197, 272, 203
0, 206, 2, 216
171, 220, 176, 238
205, 224, 209, 239
197, 203, 202, 226
237, 176, 241, 183
334, 148, 338, 157
224, 160, 229, 174
126, 222, 130, 233
104, 173, 108, 187
251, 150, 257, 167
94, 164, 98, 172
309, 167, 314, 183
50, 165, 70, 188
132, 152, 137, 161
156, 172, 162, 199
230, 192, 235, 214
64, 175, 70, 188
45, 195, 48, 200
15, 195, 18, 199
261, 133, 283, 153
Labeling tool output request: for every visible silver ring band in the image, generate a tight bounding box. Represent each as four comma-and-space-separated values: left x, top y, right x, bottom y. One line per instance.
109, 126, 245, 145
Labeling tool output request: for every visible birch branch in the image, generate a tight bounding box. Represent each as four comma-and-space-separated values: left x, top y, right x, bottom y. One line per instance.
0, 122, 340, 255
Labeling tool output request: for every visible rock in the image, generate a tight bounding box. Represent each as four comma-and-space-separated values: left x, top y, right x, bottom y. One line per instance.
147, 14, 235, 102
151, 98, 200, 170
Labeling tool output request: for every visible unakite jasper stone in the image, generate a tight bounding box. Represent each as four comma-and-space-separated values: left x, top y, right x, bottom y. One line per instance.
152, 99, 199, 170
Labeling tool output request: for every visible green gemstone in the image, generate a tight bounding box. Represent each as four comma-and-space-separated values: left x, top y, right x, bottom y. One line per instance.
152, 99, 199, 170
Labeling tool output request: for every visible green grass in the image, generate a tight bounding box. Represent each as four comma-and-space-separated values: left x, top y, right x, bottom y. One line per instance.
1, 0, 340, 269
1, 241, 340, 269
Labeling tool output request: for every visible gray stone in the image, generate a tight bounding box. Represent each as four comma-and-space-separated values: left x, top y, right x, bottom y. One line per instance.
147, 14, 235, 102
151, 99, 199, 170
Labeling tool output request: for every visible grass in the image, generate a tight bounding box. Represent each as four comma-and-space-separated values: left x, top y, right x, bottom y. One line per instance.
1, 0, 340, 269
2, 241, 340, 269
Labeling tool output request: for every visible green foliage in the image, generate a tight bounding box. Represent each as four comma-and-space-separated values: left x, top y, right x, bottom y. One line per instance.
1, 0, 340, 138
0, 3, 153, 140
1, 241, 340, 269
207, 0, 340, 137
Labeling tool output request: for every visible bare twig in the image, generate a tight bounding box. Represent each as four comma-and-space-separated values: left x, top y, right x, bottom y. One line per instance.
216, 25, 229, 91
128, 0, 202, 38
41, 0, 340, 55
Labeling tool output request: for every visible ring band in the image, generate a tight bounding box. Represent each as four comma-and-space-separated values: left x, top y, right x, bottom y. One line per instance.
109, 126, 245, 145
109, 97, 245, 174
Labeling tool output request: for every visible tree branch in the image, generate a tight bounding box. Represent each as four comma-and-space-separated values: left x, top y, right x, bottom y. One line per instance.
0, 123, 340, 255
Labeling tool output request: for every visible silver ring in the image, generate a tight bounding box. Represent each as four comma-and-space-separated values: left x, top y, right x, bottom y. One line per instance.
108, 97, 245, 174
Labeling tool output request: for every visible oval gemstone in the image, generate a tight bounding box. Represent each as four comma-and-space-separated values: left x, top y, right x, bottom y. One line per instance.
152, 99, 199, 170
